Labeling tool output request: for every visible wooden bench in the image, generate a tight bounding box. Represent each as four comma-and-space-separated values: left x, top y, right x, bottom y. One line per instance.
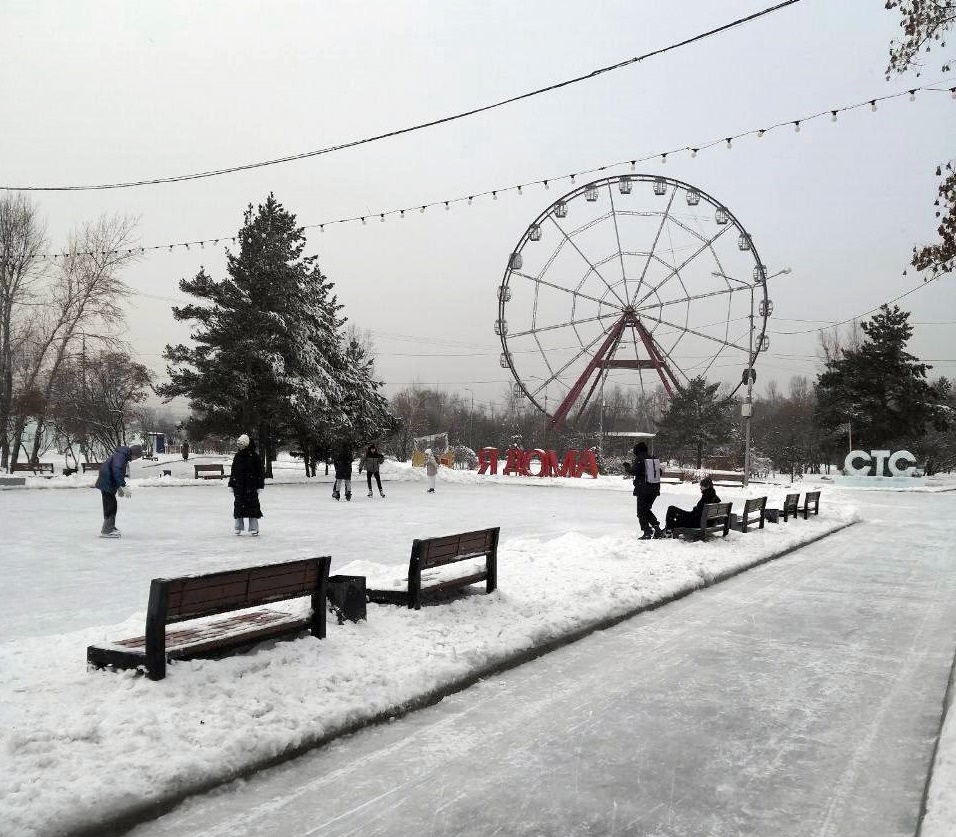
765, 492, 799, 523
87, 556, 331, 681
11, 461, 54, 475
81, 462, 102, 473
730, 496, 767, 533
194, 463, 225, 479
367, 527, 500, 610
801, 490, 821, 519
673, 502, 733, 542
709, 472, 745, 485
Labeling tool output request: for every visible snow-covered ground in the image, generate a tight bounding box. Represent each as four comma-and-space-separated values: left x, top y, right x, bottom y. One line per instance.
1, 459, 953, 836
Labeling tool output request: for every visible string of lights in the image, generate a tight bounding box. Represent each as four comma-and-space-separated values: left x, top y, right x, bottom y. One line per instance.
6, 1, 804, 193
34, 80, 955, 261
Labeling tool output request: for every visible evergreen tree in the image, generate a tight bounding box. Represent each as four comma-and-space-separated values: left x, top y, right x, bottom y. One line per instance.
655, 376, 733, 469
160, 194, 394, 474
814, 305, 949, 449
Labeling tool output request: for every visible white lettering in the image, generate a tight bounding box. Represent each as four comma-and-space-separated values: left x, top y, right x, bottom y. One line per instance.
844, 450, 872, 475
870, 450, 891, 478
888, 450, 917, 477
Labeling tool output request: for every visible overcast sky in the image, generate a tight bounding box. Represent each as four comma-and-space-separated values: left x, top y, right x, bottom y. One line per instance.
2, 0, 953, 417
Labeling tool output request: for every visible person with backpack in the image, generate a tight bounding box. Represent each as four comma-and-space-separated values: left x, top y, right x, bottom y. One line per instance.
626, 441, 664, 540
228, 434, 265, 535
95, 443, 144, 538
360, 443, 385, 498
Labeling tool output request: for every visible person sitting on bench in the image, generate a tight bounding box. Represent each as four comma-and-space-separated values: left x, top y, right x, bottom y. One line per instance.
665, 476, 721, 535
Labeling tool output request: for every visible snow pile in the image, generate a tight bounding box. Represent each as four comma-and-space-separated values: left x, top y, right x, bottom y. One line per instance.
0, 500, 857, 837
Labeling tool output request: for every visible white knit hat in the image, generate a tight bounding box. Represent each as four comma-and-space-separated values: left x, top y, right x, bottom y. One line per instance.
425, 448, 432, 455
237, 434, 250, 448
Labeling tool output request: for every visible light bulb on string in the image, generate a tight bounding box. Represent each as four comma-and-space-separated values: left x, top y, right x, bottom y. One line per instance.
468, 196, 473, 205
757, 129, 765, 138
420, 206, 426, 213
361, 217, 366, 225
870, 100, 877, 111
400, 210, 405, 219
909, 90, 916, 101
517, 185, 522, 195
380, 214, 385, 222
690, 148, 698, 158
570, 174, 576, 184
726, 138, 732, 149
661, 153, 667, 165
793, 121, 800, 133
320, 224, 325, 232
630, 161, 636, 172
950, 87, 955, 99
492, 191, 497, 200
543, 180, 549, 190
831, 110, 838, 122
444, 201, 449, 211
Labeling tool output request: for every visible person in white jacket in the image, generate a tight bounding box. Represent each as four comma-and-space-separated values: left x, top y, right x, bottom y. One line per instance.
424, 448, 439, 493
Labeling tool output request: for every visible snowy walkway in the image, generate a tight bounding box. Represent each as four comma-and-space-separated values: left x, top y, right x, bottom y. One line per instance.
128, 490, 956, 837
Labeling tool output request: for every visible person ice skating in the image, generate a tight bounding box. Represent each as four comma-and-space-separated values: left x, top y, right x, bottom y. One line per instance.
424, 448, 438, 493
332, 446, 353, 501
665, 476, 721, 534
228, 434, 264, 535
626, 441, 663, 540
95, 443, 144, 538
360, 443, 385, 497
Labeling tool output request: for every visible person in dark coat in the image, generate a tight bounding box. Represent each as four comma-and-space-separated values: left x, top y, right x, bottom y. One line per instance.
665, 476, 721, 533
95, 443, 144, 538
360, 443, 385, 498
626, 441, 663, 540
332, 446, 353, 501
228, 434, 264, 535
181, 440, 189, 461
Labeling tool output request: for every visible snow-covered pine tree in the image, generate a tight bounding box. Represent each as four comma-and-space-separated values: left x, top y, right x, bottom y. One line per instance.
160, 194, 395, 475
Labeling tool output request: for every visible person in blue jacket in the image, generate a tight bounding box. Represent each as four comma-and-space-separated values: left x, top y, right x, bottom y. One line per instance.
95, 443, 143, 538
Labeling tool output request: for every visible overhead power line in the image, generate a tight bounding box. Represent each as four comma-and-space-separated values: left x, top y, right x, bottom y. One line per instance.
34, 80, 955, 260
3, 0, 804, 192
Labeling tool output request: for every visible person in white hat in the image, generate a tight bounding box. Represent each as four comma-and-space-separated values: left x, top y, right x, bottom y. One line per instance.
424, 448, 439, 493
228, 434, 264, 535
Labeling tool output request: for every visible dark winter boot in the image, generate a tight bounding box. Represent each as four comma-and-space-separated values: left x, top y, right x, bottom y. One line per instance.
653, 527, 666, 539
345, 492, 351, 501
639, 531, 654, 540
367, 490, 373, 497
332, 491, 340, 501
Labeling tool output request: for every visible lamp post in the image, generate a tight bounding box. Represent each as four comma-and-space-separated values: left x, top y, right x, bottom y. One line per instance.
712, 268, 791, 487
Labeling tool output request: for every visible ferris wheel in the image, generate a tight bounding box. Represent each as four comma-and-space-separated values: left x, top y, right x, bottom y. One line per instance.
496, 174, 774, 428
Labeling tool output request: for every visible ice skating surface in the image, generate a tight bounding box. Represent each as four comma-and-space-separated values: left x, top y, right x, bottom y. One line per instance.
127, 489, 956, 837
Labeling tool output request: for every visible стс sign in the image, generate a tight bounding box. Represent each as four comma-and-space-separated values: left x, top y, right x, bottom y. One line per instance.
843, 449, 917, 477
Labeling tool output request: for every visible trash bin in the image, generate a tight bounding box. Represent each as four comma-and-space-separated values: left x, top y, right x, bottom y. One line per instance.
327, 575, 367, 623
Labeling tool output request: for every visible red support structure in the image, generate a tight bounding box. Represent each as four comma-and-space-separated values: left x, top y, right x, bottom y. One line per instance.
548, 310, 678, 429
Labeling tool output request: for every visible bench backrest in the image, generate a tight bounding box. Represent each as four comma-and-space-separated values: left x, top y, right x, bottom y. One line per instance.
12, 462, 53, 473
414, 527, 499, 571
802, 490, 821, 518
739, 496, 767, 531
81, 462, 101, 472
782, 493, 800, 521
697, 501, 733, 537
194, 464, 224, 477
152, 558, 328, 624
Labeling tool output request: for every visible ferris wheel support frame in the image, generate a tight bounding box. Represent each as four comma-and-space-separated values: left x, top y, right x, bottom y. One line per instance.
548, 310, 678, 429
